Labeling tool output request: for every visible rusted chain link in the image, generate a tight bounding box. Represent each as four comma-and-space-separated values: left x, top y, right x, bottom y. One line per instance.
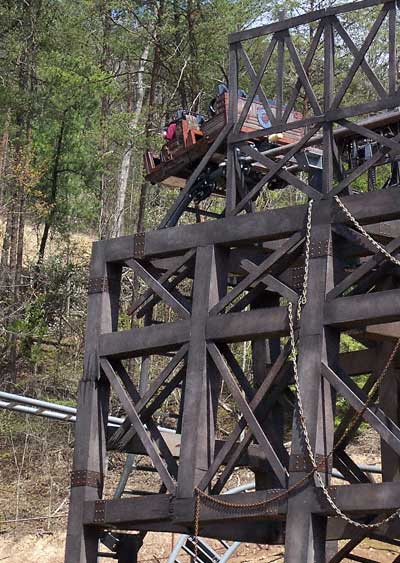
289, 302, 400, 529
193, 197, 400, 555
334, 195, 400, 267
297, 198, 313, 320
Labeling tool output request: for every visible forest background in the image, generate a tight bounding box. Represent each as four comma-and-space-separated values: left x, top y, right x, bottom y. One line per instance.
0, 0, 395, 546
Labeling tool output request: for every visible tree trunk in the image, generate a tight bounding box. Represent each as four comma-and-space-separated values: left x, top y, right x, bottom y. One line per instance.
173, 0, 188, 108
0, 109, 11, 210
2, 0, 41, 386
186, 0, 199, 107
36, 112, 67, 271
112, 44, 149, 238
136, 4, 164, 235
98, 3, 112, 239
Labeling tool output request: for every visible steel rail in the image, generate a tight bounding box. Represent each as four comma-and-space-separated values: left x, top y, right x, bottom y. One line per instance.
0, 390, 175, 433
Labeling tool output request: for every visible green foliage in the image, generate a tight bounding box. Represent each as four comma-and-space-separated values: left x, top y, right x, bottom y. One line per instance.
0, 0, 396, 465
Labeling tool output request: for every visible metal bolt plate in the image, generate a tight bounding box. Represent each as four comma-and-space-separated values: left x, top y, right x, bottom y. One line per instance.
94, 500, 106, 524
291, 267, 304, 290
87, 277, 109, 295
289, 453, 327, 473
309, 239, 332, 258
71, 470, 102, 489
133, 232, 145, 259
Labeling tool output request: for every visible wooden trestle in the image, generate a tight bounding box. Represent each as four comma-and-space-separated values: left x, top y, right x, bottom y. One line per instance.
65, 1, 400, 561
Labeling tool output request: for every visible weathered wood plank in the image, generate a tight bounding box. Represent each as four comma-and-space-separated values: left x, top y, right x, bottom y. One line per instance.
208, 342, 288, 487
127, 259, 190, 319
177, 246, 228, 497
65, 246, 121, 563
228, 0, 393, 43
285, 220, 337, 563
325, 289, 400, 327
99, 320, 190, 358
93, 188, 400, 262
211, 232, 302, 315
100, 359, 177, 493
322, 362, 400, 456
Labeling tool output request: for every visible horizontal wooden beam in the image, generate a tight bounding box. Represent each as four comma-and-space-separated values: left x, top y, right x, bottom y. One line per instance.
107, 427, 181, 456
99, 321, 190, 358
100, 289, 399, 357
325, 289, 400, 328
79, 511, 400, 544
97, 188, 400, 261
84, 481, 400, 532
228, 0, 392, 43
83, 495, 172, 526
207, 307, 288, 342
339, 349, 376, 376
318, 482, 400, 515
99, 308, 289, 358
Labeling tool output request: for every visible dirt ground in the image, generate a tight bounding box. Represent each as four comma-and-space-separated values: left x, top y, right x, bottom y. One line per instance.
0, 430, 397, 561
1, 529, 400, 562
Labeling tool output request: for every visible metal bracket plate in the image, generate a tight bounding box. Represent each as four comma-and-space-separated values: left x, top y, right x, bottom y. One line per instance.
291, 267, 304, 291
309, 239, 332, 258
263, 489, 282, 515
71, 470, 102, 489
94, 500, 106, 524
289, 453, 328, 473
133, 232, 145, 259
87, 277, 109, 295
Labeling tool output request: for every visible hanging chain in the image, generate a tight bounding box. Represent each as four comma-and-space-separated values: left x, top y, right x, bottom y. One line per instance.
297, 198, 313, 320
289, 301, 400, 529
289, 195, 400, 529
192, 198, 400, 553
194, 488, 201, 561
334, 195, 400, 267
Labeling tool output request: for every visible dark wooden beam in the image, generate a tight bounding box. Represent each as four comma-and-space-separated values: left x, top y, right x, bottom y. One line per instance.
177, 246, 228, 497
140, 188, 400, 259
325, 289, 400, 328
65, 248, 121, 562
228, 0, 393, 43
99, 321, 190, 358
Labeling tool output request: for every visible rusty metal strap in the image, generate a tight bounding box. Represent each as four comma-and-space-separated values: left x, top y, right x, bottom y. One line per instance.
94, 500, 106, 524
289, 453, 328, 473
309, 239, 332, 258
133, 232, 145, 259
71, 470, 102, 489
291, 266, 305, 290
87, 276, 109, 295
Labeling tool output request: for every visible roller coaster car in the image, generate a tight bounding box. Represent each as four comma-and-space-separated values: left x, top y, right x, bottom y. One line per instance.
144, 92, 304, 189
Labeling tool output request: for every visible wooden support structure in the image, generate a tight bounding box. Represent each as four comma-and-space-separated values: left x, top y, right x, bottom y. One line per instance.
66, 2, 400, 561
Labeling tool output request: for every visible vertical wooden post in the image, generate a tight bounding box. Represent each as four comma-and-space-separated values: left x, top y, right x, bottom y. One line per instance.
388, 2, 397, 97
226, 44, 239, 215
251, 294, 284, 490
284, 217, 338, 563
276, 11, 286, 122
139, 310, 152, 395
251, 294, 285, 543
379, 341, 400, 482
177, 245, 227, 497
65, 242, 121, 563
322, 18, 334, 195
117, 533, 142, 562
